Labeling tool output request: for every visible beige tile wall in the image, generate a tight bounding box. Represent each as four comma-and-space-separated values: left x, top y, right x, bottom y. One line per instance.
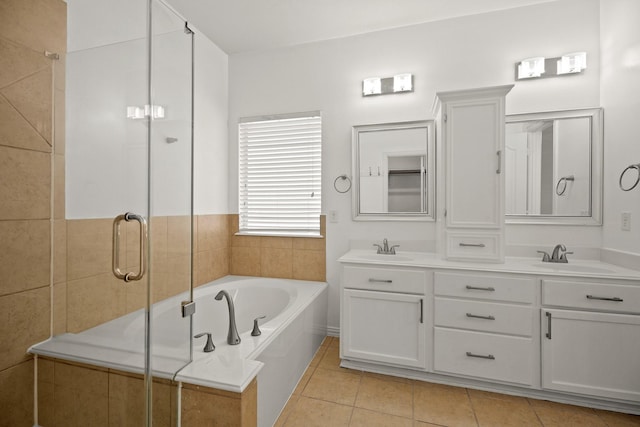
0, 0, 66, 425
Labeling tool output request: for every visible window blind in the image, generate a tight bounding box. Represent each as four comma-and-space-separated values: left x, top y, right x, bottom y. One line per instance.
239, 113, 322, 235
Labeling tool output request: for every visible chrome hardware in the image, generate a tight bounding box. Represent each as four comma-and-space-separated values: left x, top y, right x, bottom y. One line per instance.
419, 299, 424, 324
619, 163, 640, 191
466, 313, 496, 320
459, 242, 486, 248
369, 278, 393, 283
550, 244, 570, 263
194, 332, 215, 352
112, 212, 147, 282
465, 285, 495, 292
536, 250, 551, 262
555, 175, 575, 196
215, 290, 241, 345
496, 150, 502, 174
586, 295, 623, 302
251, 315, 266, 336
466, 351, 495, 360
373, 238, 399, 254
545, 311, 552, 339
182, 301, 196, 317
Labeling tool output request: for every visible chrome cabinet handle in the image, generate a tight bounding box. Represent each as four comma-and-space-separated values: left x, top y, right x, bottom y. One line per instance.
112, 212, 148, 282
466, 313, 495, 320
459, 242, 486, 248
369, 278, 393, 283
496, 150, 502, 174
466, 351, 495, 360
586, 295, 623, 302
545, 311, 552, 339
419, 299, 424, 324
465, 285, 495, 292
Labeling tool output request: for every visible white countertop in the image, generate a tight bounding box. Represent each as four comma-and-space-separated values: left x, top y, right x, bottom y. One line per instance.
338, 250, 640, 282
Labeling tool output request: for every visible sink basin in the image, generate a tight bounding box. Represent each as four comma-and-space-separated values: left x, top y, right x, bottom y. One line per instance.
529, 263, 616, 274
354, 254, 414, 262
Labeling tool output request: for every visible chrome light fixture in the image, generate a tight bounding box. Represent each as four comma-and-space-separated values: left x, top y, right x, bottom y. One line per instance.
557, 52, 587, 74
126, 104, 165, 120
516, 52, 587, 80
363, 73, 414, 96
517, 57, 546, 79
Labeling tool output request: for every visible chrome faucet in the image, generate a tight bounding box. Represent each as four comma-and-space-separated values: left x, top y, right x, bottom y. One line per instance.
537, 244, 574, 263
214, 290, 241, 345
373, 238, 400, 255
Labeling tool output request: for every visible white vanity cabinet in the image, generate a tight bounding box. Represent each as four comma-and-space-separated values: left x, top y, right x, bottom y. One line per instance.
340, 265, 428, 369
542, 278, 640, 402
433, 271, 539, 386
433, 85, 513, 262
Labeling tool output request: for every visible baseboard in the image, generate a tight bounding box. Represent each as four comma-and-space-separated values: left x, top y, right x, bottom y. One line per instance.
326, 326, 340, 337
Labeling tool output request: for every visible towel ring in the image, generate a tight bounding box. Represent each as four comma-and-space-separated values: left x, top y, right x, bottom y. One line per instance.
334, 174, 352, 193
555, 175, 575, 196
619, 163, 640, 191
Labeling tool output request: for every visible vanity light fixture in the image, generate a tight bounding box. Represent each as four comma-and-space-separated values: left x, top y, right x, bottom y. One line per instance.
557, 52, 587, 74
363, 73, 414, 96
516, 52, 587, 80
517, 57, 546, 79
126, 104, 165, 120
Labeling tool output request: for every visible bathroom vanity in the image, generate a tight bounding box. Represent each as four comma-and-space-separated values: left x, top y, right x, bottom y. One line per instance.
338, 250, 640, 414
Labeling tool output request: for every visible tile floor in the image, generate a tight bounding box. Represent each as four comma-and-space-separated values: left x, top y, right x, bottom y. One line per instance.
274, 337, 640, 427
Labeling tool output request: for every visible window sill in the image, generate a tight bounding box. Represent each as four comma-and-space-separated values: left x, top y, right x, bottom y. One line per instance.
235, 231, 324, 239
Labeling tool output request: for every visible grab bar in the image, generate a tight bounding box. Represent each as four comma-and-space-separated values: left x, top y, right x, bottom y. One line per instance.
555, 175, 575, 196
619, 163, 640, 191
112, 212, 148, 282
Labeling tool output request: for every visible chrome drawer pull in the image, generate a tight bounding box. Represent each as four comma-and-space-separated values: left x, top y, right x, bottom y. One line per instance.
369, 278, 393, 283
466, 351, 495, 360
466, 313, 495, 320
545, 311, 552, 339
459, 243, 486, 248
586, 295, 623, 302
465, 285, 495, 292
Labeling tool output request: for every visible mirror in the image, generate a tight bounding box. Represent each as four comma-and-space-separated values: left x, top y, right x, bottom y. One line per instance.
352, 120, 435, 221
505, 108, 603, 225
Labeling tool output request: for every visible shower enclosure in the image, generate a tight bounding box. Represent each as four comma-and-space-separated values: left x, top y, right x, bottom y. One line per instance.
62, 0, 195, 423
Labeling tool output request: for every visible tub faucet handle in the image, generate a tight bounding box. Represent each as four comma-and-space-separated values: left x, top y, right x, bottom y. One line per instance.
251, 315, 266, 336
194, 332, 215, 352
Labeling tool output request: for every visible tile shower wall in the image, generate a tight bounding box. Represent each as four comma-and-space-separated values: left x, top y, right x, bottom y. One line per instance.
0, 0, 66, 425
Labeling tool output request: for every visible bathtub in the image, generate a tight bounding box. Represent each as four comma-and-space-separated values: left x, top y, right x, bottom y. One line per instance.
30, 275, 328, 427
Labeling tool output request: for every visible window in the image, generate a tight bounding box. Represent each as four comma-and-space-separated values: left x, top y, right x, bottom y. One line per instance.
239, 112, 322, 236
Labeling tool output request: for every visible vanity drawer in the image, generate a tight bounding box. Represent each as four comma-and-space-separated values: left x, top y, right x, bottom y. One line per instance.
434, 328, 535, 386
343, 265, 426, 294
543, 279, 640, 314
434, 271, 536, 304
445, 231, 502, 262
435, 297, 534, 336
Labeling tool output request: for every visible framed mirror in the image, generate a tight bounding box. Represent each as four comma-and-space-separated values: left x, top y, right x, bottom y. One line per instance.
352, 120, 435, 221
505, 108, 603, 225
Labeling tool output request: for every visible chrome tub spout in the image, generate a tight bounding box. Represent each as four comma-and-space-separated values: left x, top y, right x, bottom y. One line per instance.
215, 290, 241, 345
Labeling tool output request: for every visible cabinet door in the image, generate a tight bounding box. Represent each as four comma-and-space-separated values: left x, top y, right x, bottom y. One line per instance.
542, 309, 640, 402
342, 289, 426, 369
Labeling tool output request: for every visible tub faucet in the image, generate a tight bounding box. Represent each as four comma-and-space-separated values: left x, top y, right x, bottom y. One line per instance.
214, 290, 241, 345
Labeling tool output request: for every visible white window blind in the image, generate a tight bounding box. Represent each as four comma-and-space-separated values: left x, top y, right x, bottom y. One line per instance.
239, 113, 322, 235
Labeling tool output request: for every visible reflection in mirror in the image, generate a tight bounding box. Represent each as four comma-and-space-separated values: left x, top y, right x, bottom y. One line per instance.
352, 121, 435, 221
505, 108, 603, 225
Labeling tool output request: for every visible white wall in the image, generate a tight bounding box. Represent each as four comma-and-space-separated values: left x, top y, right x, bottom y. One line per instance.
600, 0, 640, 255
228, 0, 601, 330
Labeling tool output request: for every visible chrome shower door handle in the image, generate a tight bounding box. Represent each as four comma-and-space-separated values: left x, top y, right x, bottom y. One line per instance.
112, 212, 148, 282
496, 150, 502, 174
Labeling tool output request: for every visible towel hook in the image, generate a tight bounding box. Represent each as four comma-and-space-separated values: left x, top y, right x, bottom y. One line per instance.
619, 163, 640, 192
555, 175, 575, 196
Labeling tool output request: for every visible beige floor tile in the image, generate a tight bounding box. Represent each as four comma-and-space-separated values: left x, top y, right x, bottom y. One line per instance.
318, 344, 342, 370
274, 394, 299, 427
528, 399, 607, 427
284, 396, 353, 427
350, 407, 413, 427
302, 367, 362, 406
414, 422, 444, 427
594, 409, 640, 427
355, 375, 413, 418
471, 394, 542, 427
309, 345, 328, 368
414, 382, 478, 427
292, 366, 315, 395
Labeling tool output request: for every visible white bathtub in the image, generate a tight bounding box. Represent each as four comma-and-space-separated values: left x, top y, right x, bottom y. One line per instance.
30, 276, 328, 427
